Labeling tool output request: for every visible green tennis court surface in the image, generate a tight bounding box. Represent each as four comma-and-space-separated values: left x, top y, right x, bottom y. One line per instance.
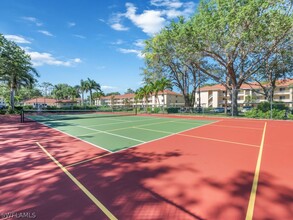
27, 114, 214, 152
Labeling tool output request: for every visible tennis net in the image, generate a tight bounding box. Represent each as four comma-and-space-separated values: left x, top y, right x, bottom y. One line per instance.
21, 108, 137, 123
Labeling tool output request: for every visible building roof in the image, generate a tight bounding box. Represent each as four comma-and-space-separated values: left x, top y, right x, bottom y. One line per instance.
200, 79, 293, 91
24, 97, 78, 104
24, 97, 57, 104
100, 90, 182, 100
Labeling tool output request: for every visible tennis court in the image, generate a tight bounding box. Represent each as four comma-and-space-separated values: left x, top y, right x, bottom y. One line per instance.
1, 113, 292, 220
25, 111, 215, 152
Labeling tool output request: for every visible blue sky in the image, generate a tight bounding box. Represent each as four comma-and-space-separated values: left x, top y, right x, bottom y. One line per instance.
0, 0, 198, 94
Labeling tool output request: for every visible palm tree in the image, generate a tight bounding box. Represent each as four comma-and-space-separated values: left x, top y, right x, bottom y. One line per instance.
92, 91, 104, 106
52, 84, 64, 100
134, 88, 144, 109
136, 85, 152, 112
80, 79, 88, 107
150, 80, 160, 107
157, 77, 172, 109
86, 78, 101, 105
0, 40, 39, 110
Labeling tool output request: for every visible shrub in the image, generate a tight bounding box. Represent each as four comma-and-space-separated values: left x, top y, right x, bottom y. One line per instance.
245, 108, 287, 119
257, 102, 270, 112
5, 106, 19, 114
23, 105, 33, 110
166, 107, 180, 113
152, 107, 161, 113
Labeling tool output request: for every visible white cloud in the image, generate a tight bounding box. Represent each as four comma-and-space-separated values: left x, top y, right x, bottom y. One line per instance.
98, 19, 106, 23
133, 39, 145, 48
118, 48, 144, 59
4, 35, 31, 44
73, 58, 82, 63
109, 1, 196, 35
150, 0, 183, 8
110, 23, 129, 31
125, 3, 165, 36
22, 16, 43, 26
26, 50, 81, 67
68, 22, 76, 27
38, 30, 54, 37
73, 34, 86, 39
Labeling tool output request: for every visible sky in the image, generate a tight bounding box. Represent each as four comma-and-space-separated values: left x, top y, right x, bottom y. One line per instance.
0, 0, 199, 94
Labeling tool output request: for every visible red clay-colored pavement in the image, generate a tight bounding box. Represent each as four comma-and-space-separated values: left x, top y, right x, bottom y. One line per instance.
1, 115, 292, 220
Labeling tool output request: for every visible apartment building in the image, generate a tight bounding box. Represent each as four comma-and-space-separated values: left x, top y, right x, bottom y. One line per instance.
195, 79, 293, 108
96, 90, 185, 108
23, 97, 81, 108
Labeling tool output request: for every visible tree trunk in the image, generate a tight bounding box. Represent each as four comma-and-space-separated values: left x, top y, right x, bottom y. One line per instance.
10, 88, 15, 110
231, 88, 239, 116
89, 90, 92, 106
198, 88, 201, 107
183, 95, 192, 107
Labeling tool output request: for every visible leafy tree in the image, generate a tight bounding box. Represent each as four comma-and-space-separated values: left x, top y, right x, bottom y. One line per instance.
16, 87, 42, 102
183, 0, 292, 115
125, 88, 135, 94
39, 82, 53, 97
106, 92, 120, 96
0, 34, 39, 110
52, 84, 73, 100
247, 46, 293, 100
144, 19, 208, 107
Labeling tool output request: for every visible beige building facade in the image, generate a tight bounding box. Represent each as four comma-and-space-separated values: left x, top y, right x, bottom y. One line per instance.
96, 90, 185, 108
195, 79, 293, 108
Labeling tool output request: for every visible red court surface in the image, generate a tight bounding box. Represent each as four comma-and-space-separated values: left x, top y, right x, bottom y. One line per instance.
1, 115, 292, 220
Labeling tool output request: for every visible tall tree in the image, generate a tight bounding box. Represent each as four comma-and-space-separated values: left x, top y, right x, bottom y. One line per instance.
39, 82, 53, 97
157, 77, 172, 107
0, 34, 39, 110
52, 84, 73, 100
80, 79, 88, 106
144, 19, 208, 107
125, 88, 135, 94
184, 0, 292, 115
86, 78, 101, 105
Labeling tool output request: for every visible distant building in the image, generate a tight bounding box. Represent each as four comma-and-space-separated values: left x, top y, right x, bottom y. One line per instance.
96, 90, 185, 108
195, 79, 293, 108
23, 97, 81, 108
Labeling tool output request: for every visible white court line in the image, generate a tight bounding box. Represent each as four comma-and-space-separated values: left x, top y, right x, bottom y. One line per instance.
112, 120, 221, 154
78, 125, 145, 143
86, 117, 162, 128
32, 120, 112, 153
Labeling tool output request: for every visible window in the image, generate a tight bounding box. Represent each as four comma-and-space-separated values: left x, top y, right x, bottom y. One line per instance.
279, 88, 285, 92
279, 96, 286, 100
